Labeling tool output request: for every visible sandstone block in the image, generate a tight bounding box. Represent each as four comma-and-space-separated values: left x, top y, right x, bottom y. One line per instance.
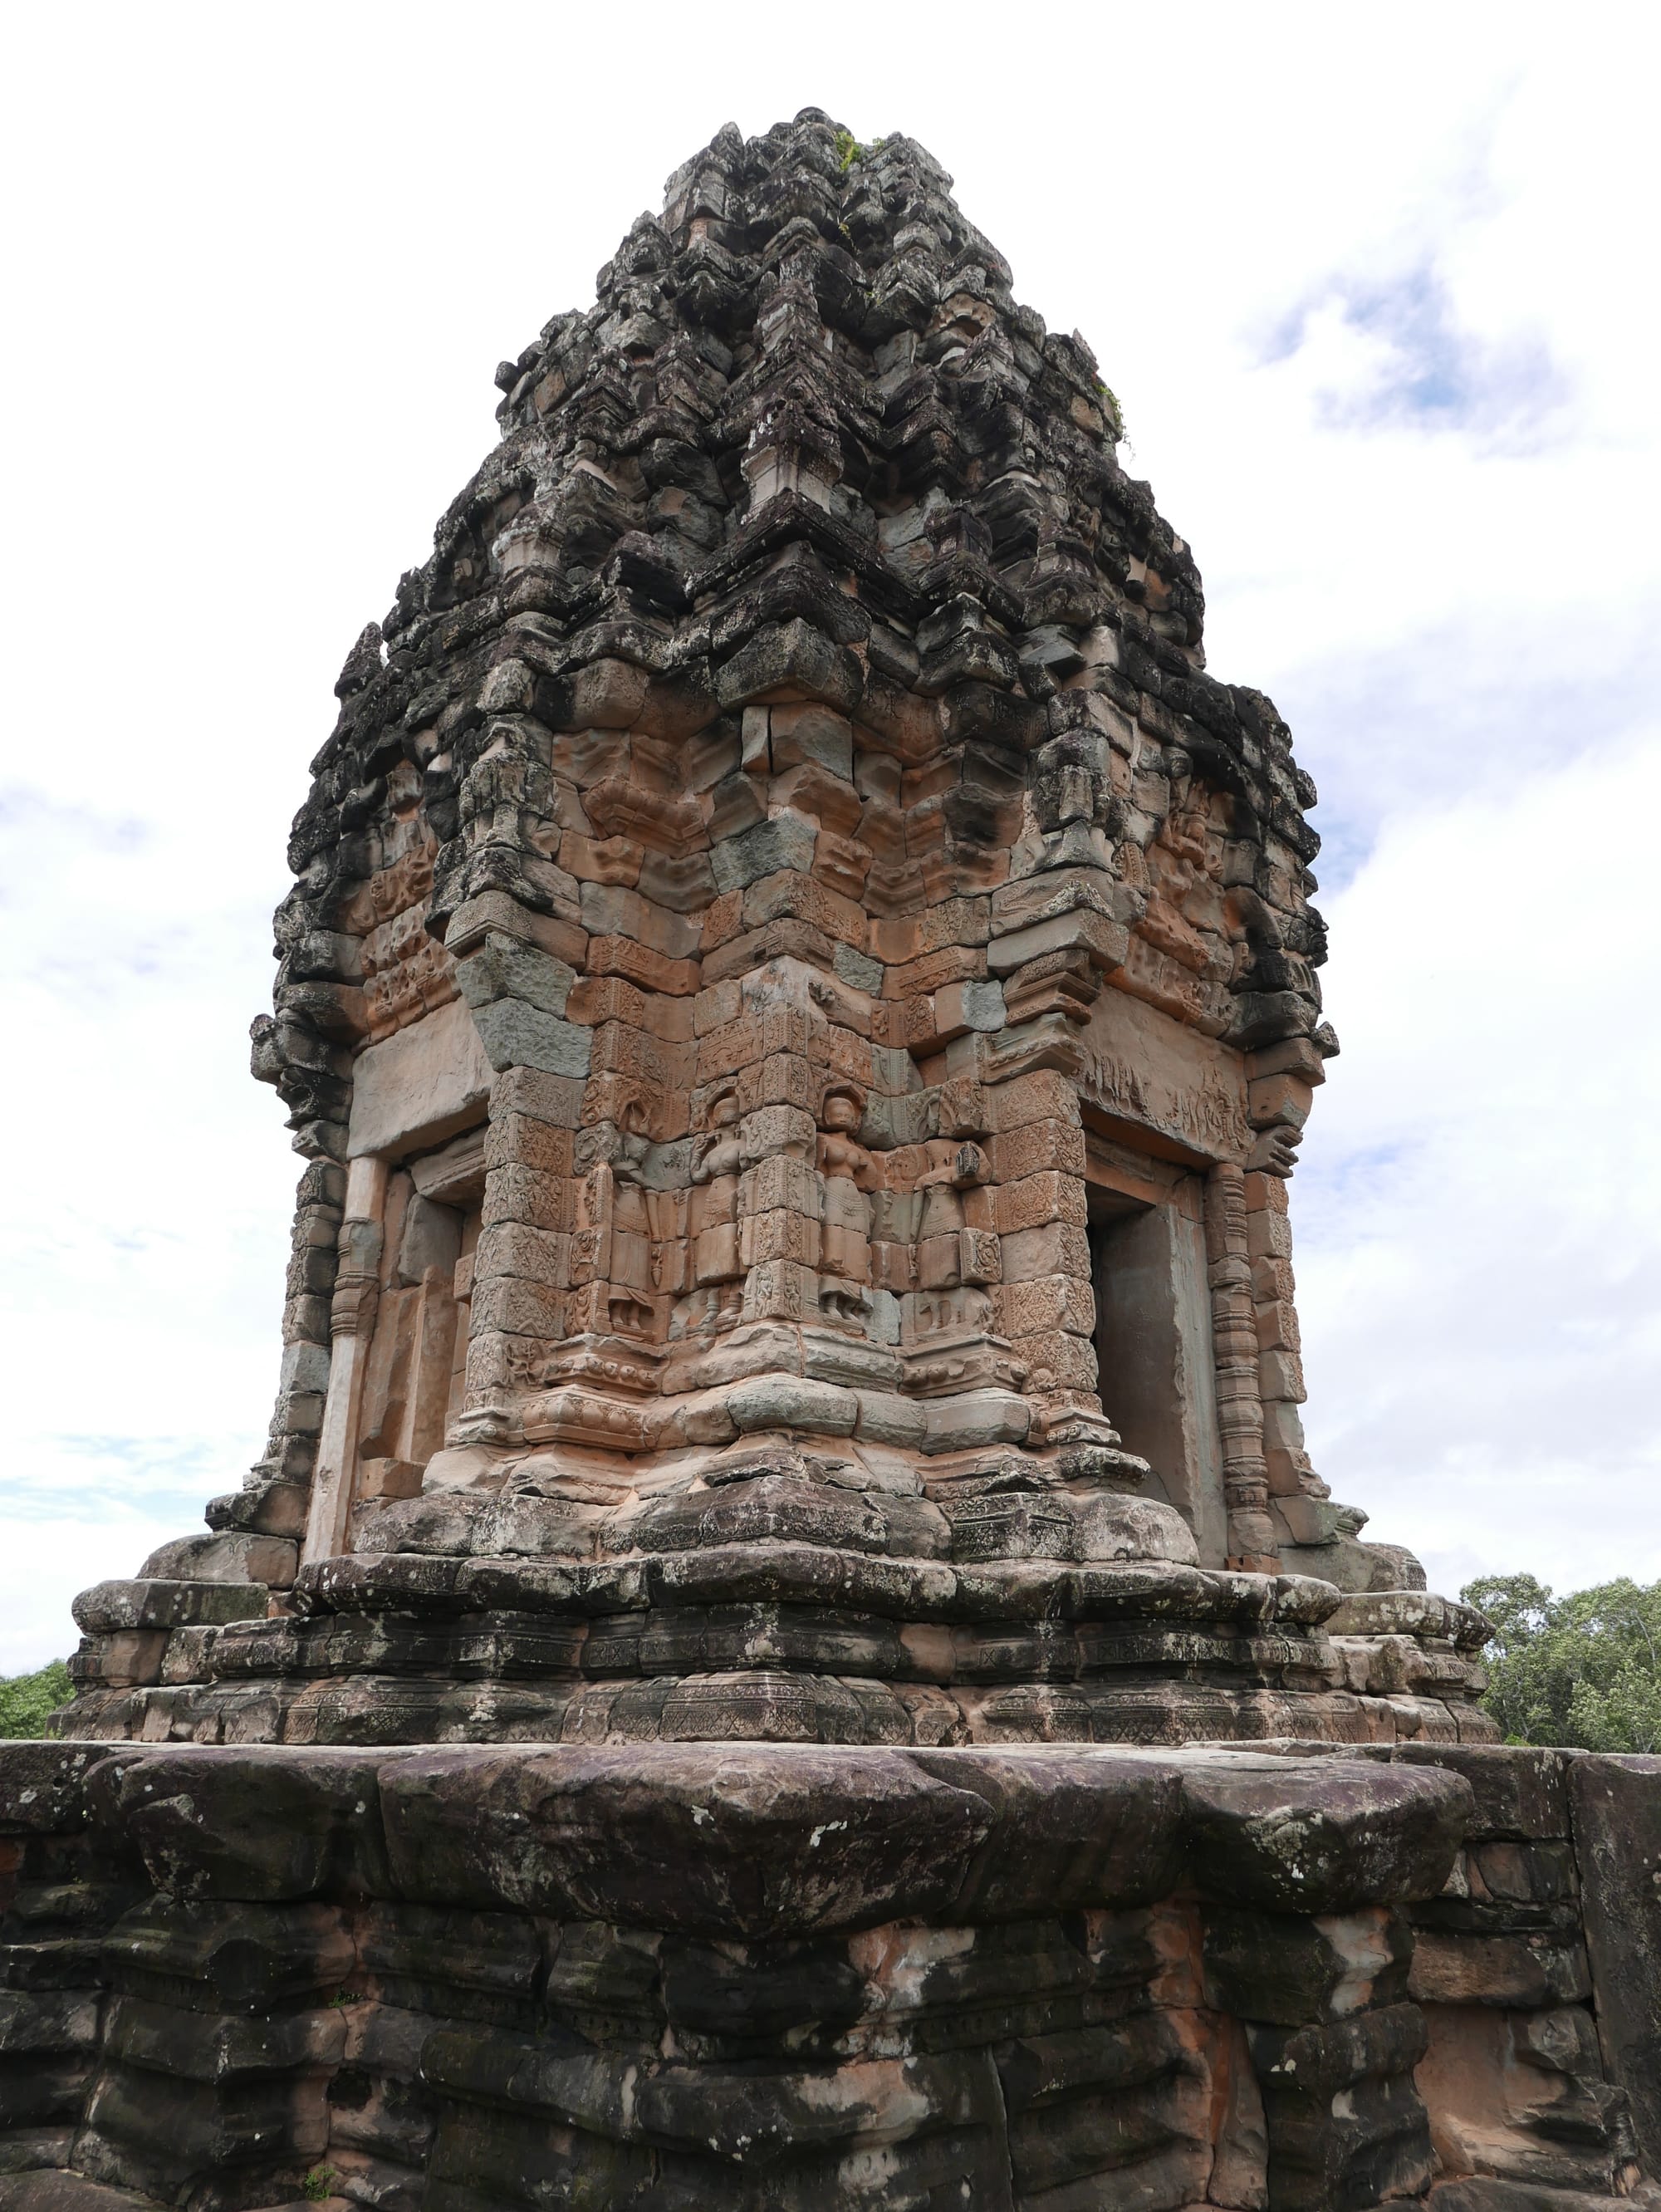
987, 907, 1129, 977
1204, 1905, 1412, 2025
940, 978, 1008, 1040
138, 1535, 298, 1591
979, 1070, 1080, 1133
71, 1582, 268, 1635
726, 1375, 860, 1438
994, 1170, 1086, 1234
852, 1391, 928, 1449
1002, 1273, 1097, 1338
1075, 1495, 1199, 1564
444, 890, 587, 967
703, 917, 836, 984
468, 1000, 592, 1078
1255, 1297, 1301, 1353
346, 998, 493, 1160
85, 1747, 411, 1901
490, 1066, 585, 1126
1247, 2004, 1434, 2212
1259, 1348, 1306, 1402
481, 1164, 569, 1232
832, 940, 884, 993
584, 933, 701, 994
716, 620, 865, 716
1011, 1328, 1100, 1393
921, 1390, 1031, 1454
1247, 1208, 1295, 1259
987, 1120, 1085, 1180
992, 866, 1136, 933
1180, 1758, 1472, 1912
454, 931, 575, 1017
1409, 1930, 1591, 2008
742, 865, 866, 946
1001, 1220, 1091, 1283
578, 881, 702, 959
710, 813, 818, 893
473, 1222, 566, 1284
483, 1111, 573, 1174
378, 1744, 987, 1935
1565, 1753, 1661, 2170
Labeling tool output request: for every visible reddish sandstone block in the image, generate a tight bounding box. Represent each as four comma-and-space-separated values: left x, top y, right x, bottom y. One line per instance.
472, 1276, 568, 1341
585, 934, 702, 996
987, 1121, 1086, 1181
484, 1115, 574, 1175
1243, 1171, 1291, 1216
564, 972, 649, 1029
1247, 1209, 1295, 1261
1254, 1299, 1301, 1354
982, 1071, 1081, 1134
1259, 1350, 1306, 1403
736, 1052, 818, 1115
741, 1209, 821, 1268
1012, 1329, 1100, 1392
491, 1068, 585, 1127
474, 1224, 569, 1284
1003, 1274, 1097, 1337
994, 1172, 1087, 1234
482, 1166, 571, 1234
1001, 1221, 1091, 1283
703, 917, 838, 983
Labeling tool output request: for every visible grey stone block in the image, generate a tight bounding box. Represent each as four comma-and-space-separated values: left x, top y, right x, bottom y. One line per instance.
1570, 1753, 1661, 2172
468, 1000, 592, 1077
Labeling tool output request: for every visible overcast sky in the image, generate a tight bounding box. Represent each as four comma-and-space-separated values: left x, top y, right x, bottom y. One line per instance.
2, 2, 1656, 1670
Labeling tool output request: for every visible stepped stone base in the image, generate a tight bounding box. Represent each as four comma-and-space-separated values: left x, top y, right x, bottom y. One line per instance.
62, 1448, 1497, 1753
2, 1740, 1659, 2212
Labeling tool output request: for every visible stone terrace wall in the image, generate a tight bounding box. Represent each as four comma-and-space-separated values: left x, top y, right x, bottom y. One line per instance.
0, 1742, 1655, 2212
1268, 1742, 1661, 2203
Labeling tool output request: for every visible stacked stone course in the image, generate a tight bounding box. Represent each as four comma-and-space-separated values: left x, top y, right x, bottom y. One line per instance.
8, 106, 1659, 2212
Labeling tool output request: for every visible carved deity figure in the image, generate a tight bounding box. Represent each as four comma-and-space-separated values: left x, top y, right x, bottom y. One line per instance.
572, 1094, 658, 1340
912, 1137, 997, 1334
688, 1084, 744, 1331
816, 1084, 877, 1325
1139, 791, 1217, 975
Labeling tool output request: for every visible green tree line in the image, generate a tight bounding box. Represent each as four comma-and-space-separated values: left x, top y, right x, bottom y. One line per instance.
1463, 1574, 1661, 1752
0, 1660, 72, 1739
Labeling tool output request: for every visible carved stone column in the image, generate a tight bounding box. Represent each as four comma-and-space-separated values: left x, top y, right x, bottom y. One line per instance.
1204, 1160, 1278, 1571
301, 1154, 387, 1565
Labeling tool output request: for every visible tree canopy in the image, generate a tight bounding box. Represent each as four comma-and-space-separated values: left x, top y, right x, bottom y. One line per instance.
1462, 1573, 1661, 1752
0, 1660, 71, 1740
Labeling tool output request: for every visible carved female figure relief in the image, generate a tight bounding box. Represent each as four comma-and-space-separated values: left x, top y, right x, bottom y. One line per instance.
688, 1082, 744, 1332
1139, 789, 1217, 975
913, 1137, 997, 1335
572, 1093, 659, 1340
816, 1083, 878, 1326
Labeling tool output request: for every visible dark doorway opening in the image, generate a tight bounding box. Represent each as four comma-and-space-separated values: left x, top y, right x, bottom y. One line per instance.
1087, 1183, 1227, 1566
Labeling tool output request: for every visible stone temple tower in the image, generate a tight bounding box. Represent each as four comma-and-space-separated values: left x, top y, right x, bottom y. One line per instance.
17, 113, 1661, 2212
62, 109, 1491, 1748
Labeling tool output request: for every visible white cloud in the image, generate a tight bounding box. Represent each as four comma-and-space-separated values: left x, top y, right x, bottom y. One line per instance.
1296, 725, 1661, 1596
0, 0, 1656, 1664
0, 1516, 191, 1680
